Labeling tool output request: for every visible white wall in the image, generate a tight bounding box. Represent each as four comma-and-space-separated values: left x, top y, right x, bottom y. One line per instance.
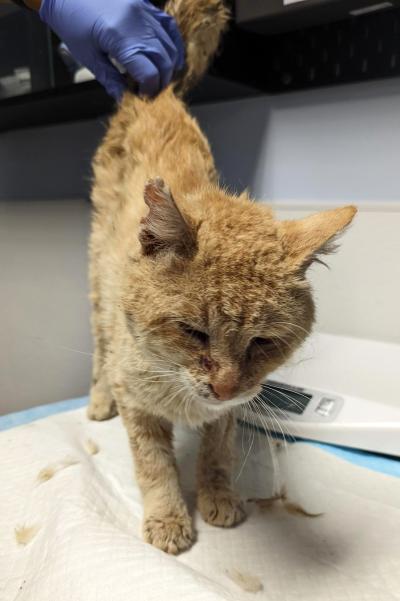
273, 203, 400, 345
0, 199, 91, 415
0, 119, 104, 200
1, 78, 400, 413
0, 118, 103, 414
193, 78, 400, 203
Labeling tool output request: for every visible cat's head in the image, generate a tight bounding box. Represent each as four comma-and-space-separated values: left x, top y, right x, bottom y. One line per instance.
123, 178, 356, 415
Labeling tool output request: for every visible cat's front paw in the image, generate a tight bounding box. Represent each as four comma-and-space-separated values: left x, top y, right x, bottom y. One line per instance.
87, 386, 118, 421
143, 513, 194, 555
198, 490, 246, 528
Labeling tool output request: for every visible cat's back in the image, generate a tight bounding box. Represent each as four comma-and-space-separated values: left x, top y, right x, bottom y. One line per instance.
91, 89, 216, 261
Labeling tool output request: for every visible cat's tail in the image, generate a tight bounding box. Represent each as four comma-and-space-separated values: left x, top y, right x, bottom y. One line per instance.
165, 0, 230, 95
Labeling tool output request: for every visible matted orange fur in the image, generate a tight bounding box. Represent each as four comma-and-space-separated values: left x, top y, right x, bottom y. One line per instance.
88, 0, 356, 554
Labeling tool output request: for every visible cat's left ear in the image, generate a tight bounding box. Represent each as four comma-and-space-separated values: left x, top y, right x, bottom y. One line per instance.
139, 178, 197, 258
279, 205, 357, 272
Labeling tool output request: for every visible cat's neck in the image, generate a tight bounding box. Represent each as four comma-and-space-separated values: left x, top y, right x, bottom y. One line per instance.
121, 88, 218, 196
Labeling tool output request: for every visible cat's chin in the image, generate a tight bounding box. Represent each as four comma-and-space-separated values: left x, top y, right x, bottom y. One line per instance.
196, 389, 260, 412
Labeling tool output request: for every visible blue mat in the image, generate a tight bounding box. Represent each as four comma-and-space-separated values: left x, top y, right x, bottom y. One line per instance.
310, 441, 400, 478
0, 397, 88, 431
1, 397, 399, 478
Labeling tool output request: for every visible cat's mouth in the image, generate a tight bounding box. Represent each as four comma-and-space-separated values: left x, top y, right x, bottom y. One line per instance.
196, 386, 262, 411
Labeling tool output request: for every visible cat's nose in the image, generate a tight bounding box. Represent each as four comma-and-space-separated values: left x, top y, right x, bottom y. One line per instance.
209, 381, 237, 401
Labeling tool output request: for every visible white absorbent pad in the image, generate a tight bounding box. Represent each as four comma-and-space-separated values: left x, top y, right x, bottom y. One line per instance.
1, 408, 399, 601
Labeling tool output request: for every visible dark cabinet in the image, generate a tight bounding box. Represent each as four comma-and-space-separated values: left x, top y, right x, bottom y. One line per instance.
0, 2, 261, 132
0, 4, 52, 99
236, 0, 400, 33
1, 1, 400, 132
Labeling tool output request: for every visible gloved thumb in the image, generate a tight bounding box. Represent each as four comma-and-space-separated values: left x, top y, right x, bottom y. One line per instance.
119, 52, 161, 97
93, 54, 127, 100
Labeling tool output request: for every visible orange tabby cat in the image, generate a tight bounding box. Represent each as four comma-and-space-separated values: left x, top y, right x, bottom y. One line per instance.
88, 0, 356, 554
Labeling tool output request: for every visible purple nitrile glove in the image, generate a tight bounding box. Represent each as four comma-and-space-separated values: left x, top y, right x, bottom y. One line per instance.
39, 0, 184, 100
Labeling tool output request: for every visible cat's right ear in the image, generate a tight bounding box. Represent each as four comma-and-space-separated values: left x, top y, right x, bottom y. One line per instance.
139, 178, 197, 258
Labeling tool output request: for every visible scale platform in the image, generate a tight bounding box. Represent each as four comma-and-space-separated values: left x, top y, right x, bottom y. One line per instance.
243, 333, 400, 457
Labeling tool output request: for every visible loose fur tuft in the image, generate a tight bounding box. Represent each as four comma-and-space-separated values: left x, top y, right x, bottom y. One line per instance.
15, 524, 40, 546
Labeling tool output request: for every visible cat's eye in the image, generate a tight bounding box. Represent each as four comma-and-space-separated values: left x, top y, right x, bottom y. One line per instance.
179, 322, 209, 345
251, 337, 276, 352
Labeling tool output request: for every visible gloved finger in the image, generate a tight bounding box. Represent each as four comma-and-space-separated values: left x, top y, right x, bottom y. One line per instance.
106, 80, 126, 101
141, 0, 169, 18
94, 54, 126, 100
141, 2, 183, 71
158, 14, 185, 71
155, 20, 183, 73
122, 52, 160, 97
118, 41, 174, 92
141, 13, 180, 74
143, 39, 176, 89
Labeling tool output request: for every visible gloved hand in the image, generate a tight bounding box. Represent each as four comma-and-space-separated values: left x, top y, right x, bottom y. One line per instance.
39, 0, 184, 99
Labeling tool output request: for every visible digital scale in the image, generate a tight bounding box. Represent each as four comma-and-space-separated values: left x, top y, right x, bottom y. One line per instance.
243, 333, 400, 456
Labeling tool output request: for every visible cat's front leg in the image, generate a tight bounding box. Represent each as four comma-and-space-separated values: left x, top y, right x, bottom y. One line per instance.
197, 412, 246, 528
119, 404, 194, 554
88, 376, 118, 421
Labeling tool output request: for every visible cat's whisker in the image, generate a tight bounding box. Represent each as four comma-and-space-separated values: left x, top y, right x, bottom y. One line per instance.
252, 394, 294, 458
134, 366, 178, 374
259, 407, 301, 446
255, 392, 302, 442
181, 389, 197, 428
240, 404, 254, 457
267, 323, 307, 346
235, 404, 256, 482
269, 338, 288, 361
270, 322, 312, 346
271, 321, 311, 337
184, 395, 194, 428
255, 339, 287, 364
151, 352, 186, 370
253, 403, 294, 488
261, 390, 305, 415
242, 402, 271, 464
264, 383, 309, 409
162, 384, 188, 410
240, 404, 251, 453
248, 399, 283, 494
129, 373, 177, 382
240, 406, 247, 456
246, 403, 273, 467
120, 363, 177, 374
41, 343, 94, 357
132, 379, 176, 385
255, 391, 294, 432
253, 398, 291, 447
132, 372, 178, 383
